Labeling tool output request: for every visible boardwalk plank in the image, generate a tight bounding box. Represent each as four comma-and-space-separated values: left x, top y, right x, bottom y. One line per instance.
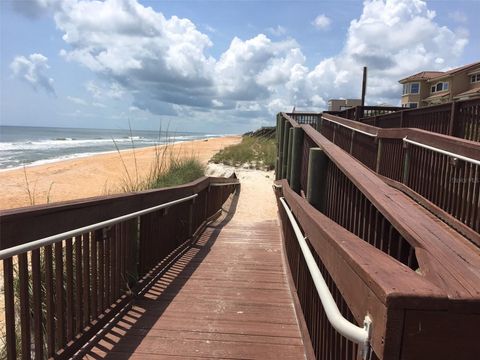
83, 217, 306, 359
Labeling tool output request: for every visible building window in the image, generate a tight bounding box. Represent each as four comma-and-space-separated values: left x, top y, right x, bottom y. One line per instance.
403, 82, 420, 95
408, 103, 418, 109
431, 81, 449, 93
471, 73, 480, 83
410, 83, 420, 94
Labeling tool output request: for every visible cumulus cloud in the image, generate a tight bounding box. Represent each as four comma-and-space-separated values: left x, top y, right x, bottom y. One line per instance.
10, 53, 56, 95
449, 10, 467, 23
12, 0, 469, 123
67, 95, 88, 105
267, 25, 287, 36
312, 14, 331, 30
307, 0, 469, 105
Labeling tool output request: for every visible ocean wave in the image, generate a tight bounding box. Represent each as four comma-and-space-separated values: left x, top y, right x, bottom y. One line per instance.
0, 137, 161, 151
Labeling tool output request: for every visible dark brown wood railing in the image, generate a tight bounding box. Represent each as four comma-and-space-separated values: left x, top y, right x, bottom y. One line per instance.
315, 113, 480, 245
323, 106, 402, 122
361, 100, 480, 142
275, 113, 480, 359
0, 176, 238, 360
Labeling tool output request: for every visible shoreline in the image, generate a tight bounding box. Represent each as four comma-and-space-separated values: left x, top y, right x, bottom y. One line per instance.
0, 135, 241, 210
0, 134, 237, 173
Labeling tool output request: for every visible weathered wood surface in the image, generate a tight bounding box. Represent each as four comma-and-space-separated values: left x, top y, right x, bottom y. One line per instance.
0, 176, 236, 250
81, 217, 308, 359
301, 125, 480, 303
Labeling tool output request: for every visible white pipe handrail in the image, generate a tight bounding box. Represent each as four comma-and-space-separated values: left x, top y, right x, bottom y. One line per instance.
403, 137, 480, 166
279, 197, 372, 359
0, 194, 198, 260
321, 115, 377, 138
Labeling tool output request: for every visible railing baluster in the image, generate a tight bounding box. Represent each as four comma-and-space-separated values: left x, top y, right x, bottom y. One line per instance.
18, 253, 31, 360
31, 249, 44, 359
44, 245, 55, 357
75, 235, 83, 332
83, 233, 90, 325
3, 258, 17, 360
54, 241, 65, 349
65, 238, 74, 342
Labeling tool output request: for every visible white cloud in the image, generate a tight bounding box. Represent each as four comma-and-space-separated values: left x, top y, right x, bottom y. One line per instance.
67, 95, 87, 105
10, 53, 56, 95
204, 24, 216, 33
312, 14, 331, 30
12, 0, 470, 125
267, 25, 287, 36
86, 81, 125, 100
302, 0, 468, 106
449, 10, 467, 23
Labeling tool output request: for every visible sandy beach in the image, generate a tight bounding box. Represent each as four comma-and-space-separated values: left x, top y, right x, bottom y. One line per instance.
0, 136, 241, 210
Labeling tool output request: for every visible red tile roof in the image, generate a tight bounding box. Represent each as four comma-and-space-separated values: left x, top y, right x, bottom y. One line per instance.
399, 71, 444, 83
399, 61, 480, 83
453, 87, 480, 99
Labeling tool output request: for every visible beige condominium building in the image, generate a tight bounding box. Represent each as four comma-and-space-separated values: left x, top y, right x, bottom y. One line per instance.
399, 61, 480, 108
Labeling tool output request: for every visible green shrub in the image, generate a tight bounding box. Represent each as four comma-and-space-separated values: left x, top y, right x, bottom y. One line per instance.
211, 135, 276, 170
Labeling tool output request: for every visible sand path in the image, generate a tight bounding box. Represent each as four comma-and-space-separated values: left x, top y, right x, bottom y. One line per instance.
206, 163, 277, 222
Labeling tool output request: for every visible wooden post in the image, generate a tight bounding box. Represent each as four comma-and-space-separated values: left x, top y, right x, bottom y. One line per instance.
281, 121, 290, 179
306, 147, 329, 211
276, 114, 284, 180
448, 101, 457, 136
286, 127, 294, 183
402, 142, 410, 185
375, 138, 382, 173
275, 114, 281, 180
400, 110, 404, 127
188, 198, 195, 238
126, 218, 139, 284
361, 66, 367, 107
349, 131, 355, 154
290, 127, 304, 193
316, 116, 322, 132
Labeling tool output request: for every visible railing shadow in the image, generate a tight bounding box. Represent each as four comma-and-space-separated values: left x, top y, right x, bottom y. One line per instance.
76, 188, 241, 359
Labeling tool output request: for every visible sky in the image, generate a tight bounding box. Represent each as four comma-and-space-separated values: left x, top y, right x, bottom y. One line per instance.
1, 0, 479, 133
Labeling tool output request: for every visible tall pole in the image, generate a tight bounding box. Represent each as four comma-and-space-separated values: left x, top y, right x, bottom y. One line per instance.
361, 66, 367, 107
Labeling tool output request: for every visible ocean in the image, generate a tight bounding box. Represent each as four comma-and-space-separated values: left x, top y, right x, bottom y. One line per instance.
0, 126, 223, 170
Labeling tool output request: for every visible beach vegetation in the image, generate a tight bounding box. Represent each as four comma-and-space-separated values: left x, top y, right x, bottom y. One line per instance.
211, 134, 276, 170
114, 127, 205, 193
23, 165, 54, 205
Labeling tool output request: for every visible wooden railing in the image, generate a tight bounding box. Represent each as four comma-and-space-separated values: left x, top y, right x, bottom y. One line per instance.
0, 176, 238, 360
324, 106, 402, 122
316, 113, 480, 246
361, 99, 480, 142
275, 113, 480, 359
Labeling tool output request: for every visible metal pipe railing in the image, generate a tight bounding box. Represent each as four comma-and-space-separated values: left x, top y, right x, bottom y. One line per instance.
321, 115, 377, 137
403, 137, 480, 166
0, 194, 198, 260
279, 197, 372, 358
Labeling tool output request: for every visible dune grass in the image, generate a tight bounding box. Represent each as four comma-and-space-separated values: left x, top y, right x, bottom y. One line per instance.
211, 135, 276, 170
114, 132, 205, 193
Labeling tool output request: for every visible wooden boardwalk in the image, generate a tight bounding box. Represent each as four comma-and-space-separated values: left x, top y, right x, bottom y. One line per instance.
82, 198, 307, 359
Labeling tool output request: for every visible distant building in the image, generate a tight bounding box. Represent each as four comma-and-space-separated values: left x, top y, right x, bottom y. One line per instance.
328, 99, 362, 111
399, 61, 480, 108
